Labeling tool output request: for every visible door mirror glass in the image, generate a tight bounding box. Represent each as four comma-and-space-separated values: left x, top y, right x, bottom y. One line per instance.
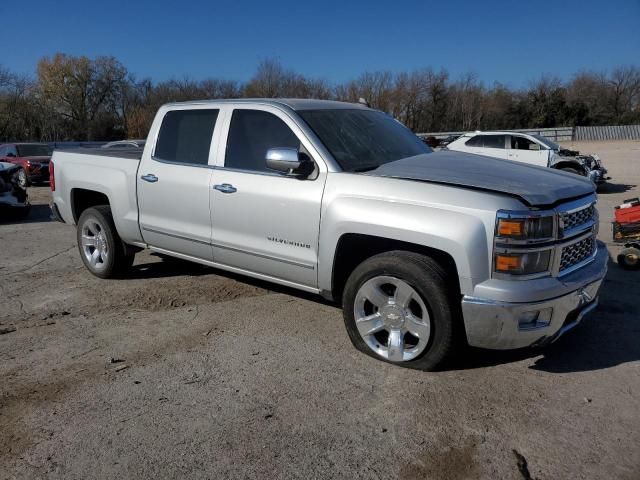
265, 148, 313, 177
529, 143, 541, 151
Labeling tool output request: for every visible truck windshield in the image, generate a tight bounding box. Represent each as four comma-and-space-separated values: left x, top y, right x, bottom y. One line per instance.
16, 144, 52, 157
298, 109, 431, 172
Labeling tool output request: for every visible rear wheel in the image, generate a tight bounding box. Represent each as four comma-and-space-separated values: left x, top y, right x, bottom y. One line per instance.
77, 206, 134, 278
342, 251, 459, 370
618, 247, 640, 270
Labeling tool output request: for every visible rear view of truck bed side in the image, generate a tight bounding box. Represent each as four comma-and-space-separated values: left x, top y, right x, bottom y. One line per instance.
51, 148, 145, 246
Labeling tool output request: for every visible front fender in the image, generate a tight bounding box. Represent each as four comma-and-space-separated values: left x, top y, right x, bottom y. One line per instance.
318, 197, 490, 296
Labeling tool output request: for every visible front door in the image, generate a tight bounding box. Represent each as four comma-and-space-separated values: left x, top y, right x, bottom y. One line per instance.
138, 108, 221, 260
507, 135, 549, 167
209, 106, 326, 288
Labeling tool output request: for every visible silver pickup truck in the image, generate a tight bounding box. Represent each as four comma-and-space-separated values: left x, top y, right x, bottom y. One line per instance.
50, 99, 607, 370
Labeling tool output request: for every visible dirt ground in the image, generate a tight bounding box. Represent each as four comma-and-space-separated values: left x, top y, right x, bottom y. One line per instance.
1, 140, 639, 480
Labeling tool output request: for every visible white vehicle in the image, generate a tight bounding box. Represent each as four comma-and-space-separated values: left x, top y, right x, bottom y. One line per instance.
446, 131, 608, 184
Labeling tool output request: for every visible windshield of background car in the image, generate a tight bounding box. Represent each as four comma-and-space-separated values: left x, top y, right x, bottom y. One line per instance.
16, 144, 52, 157
532, 135, 559, 150
298, 109, 432, 172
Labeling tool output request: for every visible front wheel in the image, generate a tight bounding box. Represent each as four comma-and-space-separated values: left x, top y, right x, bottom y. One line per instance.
77, 206, 134, 278
342, 251, 459, 370
560, 167, 585, 177
15, 168, 28, 188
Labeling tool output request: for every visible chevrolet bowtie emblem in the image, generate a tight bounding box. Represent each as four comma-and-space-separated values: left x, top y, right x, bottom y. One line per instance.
577, 288, 593, 306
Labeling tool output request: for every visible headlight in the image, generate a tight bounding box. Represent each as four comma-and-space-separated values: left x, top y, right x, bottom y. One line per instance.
493, 210, 557, 279
495, 211, 555, 242
494, 249, 553, 276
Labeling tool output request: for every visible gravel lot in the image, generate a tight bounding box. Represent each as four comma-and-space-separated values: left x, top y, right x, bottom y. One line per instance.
1, 140, 639, 480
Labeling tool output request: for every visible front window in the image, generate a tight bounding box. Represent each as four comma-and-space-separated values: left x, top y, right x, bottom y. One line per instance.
532, 135, 559, 150
16, 144, 52, 157
298, 109, 431, 172
225, 109, 300, 173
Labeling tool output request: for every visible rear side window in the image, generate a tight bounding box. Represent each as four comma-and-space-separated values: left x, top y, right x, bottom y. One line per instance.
225, 110, 300, 173
465, 135, 506, 149
154, 109, 219, 165
482, 135, 506, 149
465, 136, 482, 147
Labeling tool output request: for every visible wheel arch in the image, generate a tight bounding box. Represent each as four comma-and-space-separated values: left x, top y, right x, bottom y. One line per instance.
70, 188, 111, 223
326, 233, 463, 303
551, 159, 587, 174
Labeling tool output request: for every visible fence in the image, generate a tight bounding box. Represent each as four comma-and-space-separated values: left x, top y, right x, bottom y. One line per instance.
574, 125, 640, 141
418, 125, 640, 142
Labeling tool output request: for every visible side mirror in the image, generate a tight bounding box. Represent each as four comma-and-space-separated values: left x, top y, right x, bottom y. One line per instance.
6, 152, 16, 157
529, 143, 541, 151
265, 148, 313, 177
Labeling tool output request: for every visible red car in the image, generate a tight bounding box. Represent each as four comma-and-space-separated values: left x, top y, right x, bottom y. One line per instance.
0, 143, 52, 187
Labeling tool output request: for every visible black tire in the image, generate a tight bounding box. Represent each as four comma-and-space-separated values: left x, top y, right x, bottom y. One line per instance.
76, 205, 134, 278
342, 251, 460, 370
617, 247, 640, 270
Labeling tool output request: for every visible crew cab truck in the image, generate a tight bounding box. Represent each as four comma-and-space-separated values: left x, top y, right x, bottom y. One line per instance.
50, 99, 608, 370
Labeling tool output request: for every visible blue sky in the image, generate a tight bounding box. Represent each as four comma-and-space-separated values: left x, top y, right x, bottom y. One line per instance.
1, 0, 638, 86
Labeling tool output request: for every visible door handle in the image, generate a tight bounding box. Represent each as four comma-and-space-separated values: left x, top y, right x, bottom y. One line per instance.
213, 183, 237, 194
141, 174, 158, 183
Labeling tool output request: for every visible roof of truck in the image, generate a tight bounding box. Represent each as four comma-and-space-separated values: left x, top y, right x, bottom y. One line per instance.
163, 98, 369, 111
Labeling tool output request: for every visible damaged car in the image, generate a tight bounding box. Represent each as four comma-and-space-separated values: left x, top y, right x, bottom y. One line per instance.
445, 131, 609, 185
0, 162, 30, 220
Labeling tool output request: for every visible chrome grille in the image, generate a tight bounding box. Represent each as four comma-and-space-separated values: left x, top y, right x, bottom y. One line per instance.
561, 205, 595, 232
560, 236, 596, 272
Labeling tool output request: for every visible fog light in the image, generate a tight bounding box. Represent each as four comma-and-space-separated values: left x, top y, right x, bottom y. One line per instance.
518, 308, 553, 331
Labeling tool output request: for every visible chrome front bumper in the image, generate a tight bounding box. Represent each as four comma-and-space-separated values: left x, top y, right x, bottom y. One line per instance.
461, 242, 608, 350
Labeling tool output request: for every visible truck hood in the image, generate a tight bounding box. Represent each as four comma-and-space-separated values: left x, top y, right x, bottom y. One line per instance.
369, 151, 595, 207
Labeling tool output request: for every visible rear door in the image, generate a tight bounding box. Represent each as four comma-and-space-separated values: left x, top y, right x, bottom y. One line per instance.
137, 107, 222, 260
209, 105, 326, 288
476, 134, 508, 159
507, 135, 549, 167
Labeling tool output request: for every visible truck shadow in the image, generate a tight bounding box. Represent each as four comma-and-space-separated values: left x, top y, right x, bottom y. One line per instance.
0, 204, 52, 225
453, 255, 640, 373
125, 253, 638, 374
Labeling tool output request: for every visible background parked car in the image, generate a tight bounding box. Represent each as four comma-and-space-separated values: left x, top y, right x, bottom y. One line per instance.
438, 135, 460, 147
445, 131, 608, 184
421, 136, 439, 148
0, 143, 52, 187
101, 140, 146, 149
0, 162, 30, 220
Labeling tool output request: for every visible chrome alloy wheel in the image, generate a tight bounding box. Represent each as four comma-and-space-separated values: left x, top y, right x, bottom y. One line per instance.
16, 169, 27, 188
354, 276, 431, 362
81, 218, 109, 271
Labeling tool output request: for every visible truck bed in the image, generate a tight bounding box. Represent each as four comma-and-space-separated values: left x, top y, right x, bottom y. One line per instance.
51, 148, 143, 244
55, 147, 143, 161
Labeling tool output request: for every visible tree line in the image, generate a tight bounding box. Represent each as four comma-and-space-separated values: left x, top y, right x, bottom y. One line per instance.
1, 54, 639, 142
